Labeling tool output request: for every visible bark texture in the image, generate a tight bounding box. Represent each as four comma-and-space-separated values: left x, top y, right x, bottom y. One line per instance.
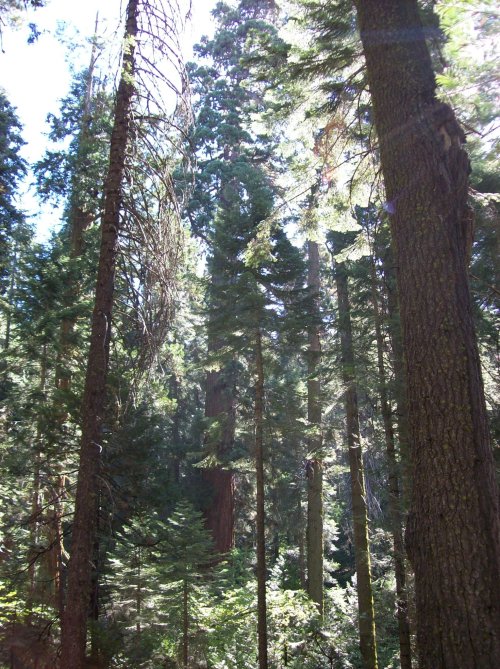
306, 239, 323, 616
255, 327, 268, 669
336, 263, 378, 669
203, 361, 235, 554
354, 1, 500, 666
203, 252, 236, 555
59, 2, 138, 666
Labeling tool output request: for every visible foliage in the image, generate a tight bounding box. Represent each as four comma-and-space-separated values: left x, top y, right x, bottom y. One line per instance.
0, 1, 498, 668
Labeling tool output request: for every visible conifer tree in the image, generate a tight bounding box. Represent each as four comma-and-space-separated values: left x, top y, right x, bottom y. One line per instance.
353, 1, 500, 666
3, 2, 500, 667
187, 0, 285, 554
30, 41, 110, 620
0, 91, 29, 352
59, 2, 140, 663
305, 194, 324, 617
330, 231, 378, 669
362, 209, 412, 669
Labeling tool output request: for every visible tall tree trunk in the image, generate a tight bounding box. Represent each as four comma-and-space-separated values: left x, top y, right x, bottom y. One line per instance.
356, 0, 500, 669
296, 493, 307, 590
88, 507, 101, 664
28, 348, 47, 606
136, 546, 142, 636
369, 257, 412, 669
203, 357, 235, 554
255, 327, 268, 669
44, 45, 100, 621
382, 252, 411, 505
336, 261, 378, 669
201, 177, 238, 556
182, 579, 189, 668
40, 479, 64, 615
28, 457, 41, 600
354, 2, 500, 666
59, 2, 138, 666
55, 31, 102, 620
306, 239, 323, 616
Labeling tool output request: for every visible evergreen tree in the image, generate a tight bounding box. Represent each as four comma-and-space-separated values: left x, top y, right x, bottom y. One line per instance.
186, 0, 287, 556
0, 91, 29, 326
60, 2, 141, 660
305, 193, 324, 618
1, 3, 499, 668
353, 1, 500, 666
330, 230, 378, 669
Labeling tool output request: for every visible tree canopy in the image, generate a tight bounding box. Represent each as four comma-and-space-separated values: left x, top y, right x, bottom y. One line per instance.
0, 1, 498, 668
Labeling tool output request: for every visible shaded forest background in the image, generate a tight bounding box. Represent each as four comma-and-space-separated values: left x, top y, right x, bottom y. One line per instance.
0, 1, 498, 668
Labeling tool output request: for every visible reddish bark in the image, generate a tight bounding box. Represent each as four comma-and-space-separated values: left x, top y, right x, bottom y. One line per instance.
202, 467, 235, 554
59, 2, 139, 666
255, 327, 268, 669
203, 365, 235, 554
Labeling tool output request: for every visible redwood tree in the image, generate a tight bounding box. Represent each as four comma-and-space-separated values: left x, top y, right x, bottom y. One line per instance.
187, 0, 284, 554
353, 1, 500, 666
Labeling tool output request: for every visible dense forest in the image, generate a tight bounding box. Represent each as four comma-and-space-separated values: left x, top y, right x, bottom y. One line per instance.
0, 1, 499, 668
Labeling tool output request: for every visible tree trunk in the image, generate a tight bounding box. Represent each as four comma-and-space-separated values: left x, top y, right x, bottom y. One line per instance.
136, 546, 141, 636
203, 262, 236, 555
28, 348, 47, 606
306, 239, 323, 616
88, 507, 101, 664
203, 362, 235, 554
369, 258, 412, 669
354, 2, 500, 666
297, 491, 307, 590
255, 327, 268, 669
382, 251, 411, 505
59, 2, 138, 666
336, 262, 378, 669
28, 457, 41, 601
182, 579, 188, 669
43, 37, 101, 627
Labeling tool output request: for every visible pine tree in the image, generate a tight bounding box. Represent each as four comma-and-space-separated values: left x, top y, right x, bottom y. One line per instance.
60, 1, 190, 661
161, 501, 215, 668
30, 44, 110, 621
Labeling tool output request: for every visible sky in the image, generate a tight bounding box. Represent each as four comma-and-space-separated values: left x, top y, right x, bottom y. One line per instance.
0, 0, 217, 240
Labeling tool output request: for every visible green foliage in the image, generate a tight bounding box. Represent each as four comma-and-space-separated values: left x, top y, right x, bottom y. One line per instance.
0, 90, 29, 298
34, 68, 112, 211
1, 2, 498, 668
